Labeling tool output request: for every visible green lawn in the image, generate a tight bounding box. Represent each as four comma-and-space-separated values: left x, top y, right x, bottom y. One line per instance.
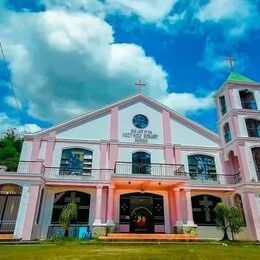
0, 242, 259, 260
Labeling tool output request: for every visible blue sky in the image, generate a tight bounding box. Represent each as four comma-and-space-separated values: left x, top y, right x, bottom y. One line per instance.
1, 0, 260, 134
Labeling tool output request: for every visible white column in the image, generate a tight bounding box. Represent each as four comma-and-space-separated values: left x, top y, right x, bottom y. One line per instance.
14, 185, 30, 239
106, 185, 115, 225
174, 188, 183, 226
93, 185, 103, 225
183, 188, 195, 226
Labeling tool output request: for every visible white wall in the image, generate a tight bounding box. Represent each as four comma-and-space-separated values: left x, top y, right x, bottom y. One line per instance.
118, 101, 164, 144
39, 141, 47, 160
171, 120, 218, 147
57, 113, 110, 141
19, 141, 33, 161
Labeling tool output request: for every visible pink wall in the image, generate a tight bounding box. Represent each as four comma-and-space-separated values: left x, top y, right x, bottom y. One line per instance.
22, 185, 40, 240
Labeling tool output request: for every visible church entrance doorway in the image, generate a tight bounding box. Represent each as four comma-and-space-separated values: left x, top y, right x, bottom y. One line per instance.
120, 193, 164, 233
48, 191, 91, 238
0, 184, 22, 234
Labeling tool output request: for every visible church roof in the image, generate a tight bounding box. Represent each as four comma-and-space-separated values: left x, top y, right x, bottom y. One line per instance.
25, 93, 219, 142
226, 72, 254, 83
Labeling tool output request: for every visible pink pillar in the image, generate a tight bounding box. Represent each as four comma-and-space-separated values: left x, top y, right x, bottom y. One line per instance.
106, 185, 115, 225
174, 146, 182, 164
110, 107, 118, 140
30, 138, 41, 161
184, 188, 195, 226
109, 141, 118, 169
243, 192, 260, 240
168, 188, 175, 232
174, 188, 183, 226
93, 185, 103, 225
99, 142, 107, 169
228, 88, 235, 109
237, 146, 250, 182
22, 185, 40, 240
45, 131, 56, 167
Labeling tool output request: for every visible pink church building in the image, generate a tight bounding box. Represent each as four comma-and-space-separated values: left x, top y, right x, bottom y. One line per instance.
1, 72, 260, 241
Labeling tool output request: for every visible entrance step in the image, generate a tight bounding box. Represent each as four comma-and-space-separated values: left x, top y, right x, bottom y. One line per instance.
99, 233, 198, 241
0, 234, 13, 240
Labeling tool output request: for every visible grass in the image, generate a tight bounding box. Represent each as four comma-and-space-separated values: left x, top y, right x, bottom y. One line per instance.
0, 241, 259, 260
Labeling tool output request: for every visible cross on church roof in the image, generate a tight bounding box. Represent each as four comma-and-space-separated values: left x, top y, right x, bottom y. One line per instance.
226, 56, 236, 72
135, 79, 146, 93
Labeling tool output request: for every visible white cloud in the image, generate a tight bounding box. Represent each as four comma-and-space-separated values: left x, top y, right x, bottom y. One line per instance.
197, 0, 251, 22
4, 96, 22, 109
197, 0, 260, 36
0, 112, 41, 135
162, 92, 214, 115
43, 0, 178, 23
0, 9, 214, 125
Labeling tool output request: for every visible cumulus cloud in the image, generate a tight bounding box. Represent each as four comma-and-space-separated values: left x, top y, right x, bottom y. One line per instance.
197, 0, 260, 36
162, 92, 214, 115
4, 96, 22, 109
0, 112, 41, 135
43, 0, 178, 23
0, 8, 214, 125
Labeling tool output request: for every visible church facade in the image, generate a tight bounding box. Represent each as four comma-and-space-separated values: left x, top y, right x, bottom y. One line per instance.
1, 72, 260, 240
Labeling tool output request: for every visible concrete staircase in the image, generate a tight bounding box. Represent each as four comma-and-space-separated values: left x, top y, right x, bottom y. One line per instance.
99, 233, 198, 242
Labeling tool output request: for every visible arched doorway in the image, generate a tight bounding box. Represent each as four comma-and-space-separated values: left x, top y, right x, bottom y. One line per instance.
191, 195, 221, 225
0, 184, 22, 233
120, 193, 164, 233
48, 191, 91, 238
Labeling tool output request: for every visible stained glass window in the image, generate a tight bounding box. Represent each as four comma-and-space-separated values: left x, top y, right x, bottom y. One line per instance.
188, 154, 216, 179
60, 148, 93, 175
132, 152, 151, 174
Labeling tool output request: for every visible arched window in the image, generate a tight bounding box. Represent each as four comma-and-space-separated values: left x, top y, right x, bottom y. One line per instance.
192, 195, 221, 225
251, 147, 260, 181
132, 152, 151, 174
223, 122, 231, 143
188, 154, 216, 179
219, 95, 227, 115
60, 148, 93, 175
245, 119, 260, 137
234, 194, 246, 225
239, 90, 257, 110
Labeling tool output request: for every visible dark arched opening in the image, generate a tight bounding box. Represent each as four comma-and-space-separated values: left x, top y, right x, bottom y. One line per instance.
120, 192, 164, 233
0, 184, 22, 233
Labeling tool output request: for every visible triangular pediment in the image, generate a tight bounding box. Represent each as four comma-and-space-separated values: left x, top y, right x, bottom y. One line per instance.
25, 94, 219, 145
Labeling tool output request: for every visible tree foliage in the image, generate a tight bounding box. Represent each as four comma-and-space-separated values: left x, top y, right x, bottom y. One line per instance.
59, 201, 78, 237
215, 202, 243, 241
0, 128, 23, 171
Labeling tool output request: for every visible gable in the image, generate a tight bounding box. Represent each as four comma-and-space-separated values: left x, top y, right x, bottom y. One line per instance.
170, 118, 219, 147
118, 100, 164, 144
56, 113, 110, 140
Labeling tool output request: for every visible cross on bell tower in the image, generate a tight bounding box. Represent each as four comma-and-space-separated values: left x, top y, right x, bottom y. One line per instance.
226, 56, 236, 72
135, 79, 146, 93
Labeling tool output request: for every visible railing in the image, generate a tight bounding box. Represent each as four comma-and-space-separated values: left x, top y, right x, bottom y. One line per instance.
114, 162, 187, 178
190, 172, 241, 185
0, 160, 44, 174
44, 167, 112, 182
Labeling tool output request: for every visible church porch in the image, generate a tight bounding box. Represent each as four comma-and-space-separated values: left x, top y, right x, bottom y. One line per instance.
108, 179, 196, 235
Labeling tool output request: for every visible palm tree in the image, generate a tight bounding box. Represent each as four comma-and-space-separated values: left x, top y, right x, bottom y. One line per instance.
59, 201, 78, 237
215, 202, 243, 241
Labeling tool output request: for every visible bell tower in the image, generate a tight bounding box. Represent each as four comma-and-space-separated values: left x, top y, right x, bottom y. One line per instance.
214, 72, 260, 182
